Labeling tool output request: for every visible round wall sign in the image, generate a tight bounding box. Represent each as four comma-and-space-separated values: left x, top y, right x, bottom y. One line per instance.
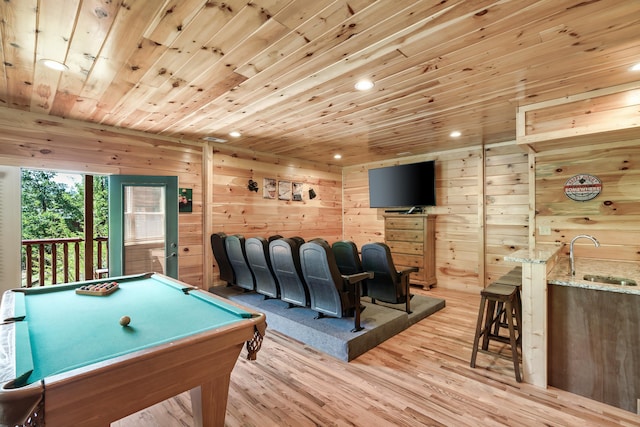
564, 174, 602, 201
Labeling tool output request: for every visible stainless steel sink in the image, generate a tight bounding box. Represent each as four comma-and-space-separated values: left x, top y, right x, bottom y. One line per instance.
583, 274, 637, 286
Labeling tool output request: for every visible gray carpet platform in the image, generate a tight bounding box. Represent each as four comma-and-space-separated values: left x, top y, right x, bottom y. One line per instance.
210, 286, 445, 361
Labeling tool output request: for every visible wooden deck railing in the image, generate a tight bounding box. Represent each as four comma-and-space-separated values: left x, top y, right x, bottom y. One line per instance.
22, 237, 108, 287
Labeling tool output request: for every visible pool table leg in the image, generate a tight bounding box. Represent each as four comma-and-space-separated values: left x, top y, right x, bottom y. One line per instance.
190, 374, 230, 427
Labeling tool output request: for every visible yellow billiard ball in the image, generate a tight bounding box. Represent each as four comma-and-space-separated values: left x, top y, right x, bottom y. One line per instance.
119, 315, 131, 327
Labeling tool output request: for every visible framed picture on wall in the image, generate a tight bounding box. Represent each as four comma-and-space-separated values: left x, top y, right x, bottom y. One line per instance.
292, 182, 303, 201
278, 180, 291, 200
263, 178, 276, 199
178, 188, 192, 213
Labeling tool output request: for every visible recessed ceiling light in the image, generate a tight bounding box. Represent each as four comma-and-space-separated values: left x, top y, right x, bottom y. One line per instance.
630, 62, 640, 71
334, 154, 342, 160
450, 131, 462, 138
40, 59, 68, 71
354, 79, 374, 91
229, 131, 241, 138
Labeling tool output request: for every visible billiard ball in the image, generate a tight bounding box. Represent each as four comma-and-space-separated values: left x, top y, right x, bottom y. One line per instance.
119, 315, 131, 327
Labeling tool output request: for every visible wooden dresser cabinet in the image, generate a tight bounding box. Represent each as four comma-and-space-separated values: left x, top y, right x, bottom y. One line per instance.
384, 214, 436, 288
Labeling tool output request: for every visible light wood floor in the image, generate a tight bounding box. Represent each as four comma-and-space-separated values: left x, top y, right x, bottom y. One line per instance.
113, 287, 640, 426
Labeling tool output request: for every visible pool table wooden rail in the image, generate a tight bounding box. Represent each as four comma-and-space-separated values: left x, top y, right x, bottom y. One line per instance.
1, 289, 46, 426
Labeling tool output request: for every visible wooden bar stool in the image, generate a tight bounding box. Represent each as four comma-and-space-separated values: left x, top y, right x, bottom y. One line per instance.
470, 282, 522, 382
492, 267, 523, 342
490, 284, 522, 345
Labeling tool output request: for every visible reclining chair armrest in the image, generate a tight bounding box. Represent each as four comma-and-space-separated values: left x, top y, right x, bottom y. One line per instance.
397, 267, 417, 314
398, 266, 419, 276
339, 271, 372, 333
340, 271, 372, 296
342, 271, 374, 284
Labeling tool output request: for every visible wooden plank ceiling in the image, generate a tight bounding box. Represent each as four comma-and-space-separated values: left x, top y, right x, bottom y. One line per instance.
1, 0, 639, 166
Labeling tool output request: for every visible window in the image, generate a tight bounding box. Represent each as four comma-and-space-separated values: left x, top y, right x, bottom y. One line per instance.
124, 186, 166, 245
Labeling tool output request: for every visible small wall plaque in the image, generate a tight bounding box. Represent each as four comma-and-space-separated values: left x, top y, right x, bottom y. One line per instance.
564, 174, 602, 201
278, 180, 291, 200
263, 178, 276, 199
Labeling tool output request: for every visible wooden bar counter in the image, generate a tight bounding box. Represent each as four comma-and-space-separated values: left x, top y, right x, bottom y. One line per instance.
506, 247, 640, 413
504, 245, 563, 388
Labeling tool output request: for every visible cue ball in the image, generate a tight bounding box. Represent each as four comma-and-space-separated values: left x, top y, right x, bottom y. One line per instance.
119, 315, 131, 326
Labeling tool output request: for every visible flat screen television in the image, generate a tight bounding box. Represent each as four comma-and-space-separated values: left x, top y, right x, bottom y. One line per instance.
368, 160, 436, 209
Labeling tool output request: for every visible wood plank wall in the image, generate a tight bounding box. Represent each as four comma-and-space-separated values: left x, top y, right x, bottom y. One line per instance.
0, 107, 206, 287
484, 143, 529, 282
517, 82, 640, 150
433, 148, 483, 291
533, 139, 640, 262
0, 103, 565, 295
208, 146, 342, 285
343, 142, 529, 292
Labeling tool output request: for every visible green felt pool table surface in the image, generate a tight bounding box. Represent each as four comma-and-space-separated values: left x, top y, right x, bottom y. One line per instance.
13, 272, 254, 385
0, 272, 266, 427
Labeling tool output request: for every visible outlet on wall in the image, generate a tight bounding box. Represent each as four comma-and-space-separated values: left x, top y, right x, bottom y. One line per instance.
539, 225, 551, 236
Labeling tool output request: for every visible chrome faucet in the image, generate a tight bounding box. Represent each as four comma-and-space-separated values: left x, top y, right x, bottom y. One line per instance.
569, 234, 600, 276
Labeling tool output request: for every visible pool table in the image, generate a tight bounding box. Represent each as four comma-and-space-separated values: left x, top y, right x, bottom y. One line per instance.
0, 272, 266, 427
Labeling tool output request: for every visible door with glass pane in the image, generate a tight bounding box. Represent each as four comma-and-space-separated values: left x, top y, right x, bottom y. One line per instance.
108, 176, 178, 278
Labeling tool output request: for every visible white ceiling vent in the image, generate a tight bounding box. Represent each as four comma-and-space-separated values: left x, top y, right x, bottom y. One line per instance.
202, 136, 228, 143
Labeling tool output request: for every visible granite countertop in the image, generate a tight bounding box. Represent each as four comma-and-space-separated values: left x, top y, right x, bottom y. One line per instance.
548, 257, 640, 295
504, 244, 563, 264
